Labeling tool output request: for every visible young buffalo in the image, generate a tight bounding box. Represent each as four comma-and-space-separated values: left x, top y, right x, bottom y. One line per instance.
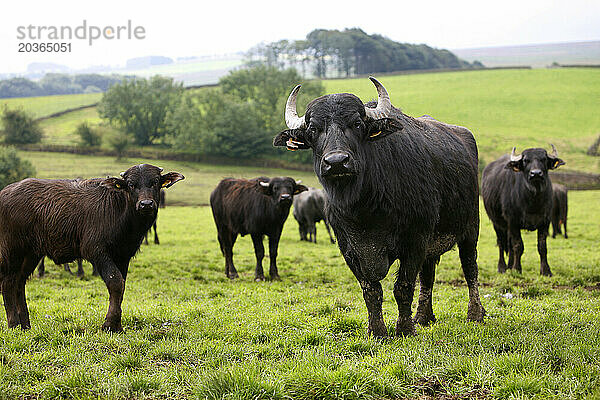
210, 177, 307, 280
0, 164, 184, 331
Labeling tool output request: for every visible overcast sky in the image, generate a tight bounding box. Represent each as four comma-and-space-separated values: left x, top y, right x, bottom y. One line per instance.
1, 0, 599, 73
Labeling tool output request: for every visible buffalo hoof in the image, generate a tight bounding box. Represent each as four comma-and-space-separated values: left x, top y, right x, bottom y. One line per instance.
270, 274, 281, 282
227, 272, 239, 280
497, 262, 507, 274
467, 301, 486, 322
255, 275, 265, 282
564, 234, 568, 239
395, 317, 416, 337
102, 323, 123, 333
540, 267, 553, 277
367, 320, 388, 338
413, 311, 436, 327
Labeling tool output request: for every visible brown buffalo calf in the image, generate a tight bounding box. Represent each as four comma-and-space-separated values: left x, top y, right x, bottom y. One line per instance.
0, 164, 184, 331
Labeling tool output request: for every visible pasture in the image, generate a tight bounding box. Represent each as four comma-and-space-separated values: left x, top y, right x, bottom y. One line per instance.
0, 93, 101, 119
0, 159, 598, 398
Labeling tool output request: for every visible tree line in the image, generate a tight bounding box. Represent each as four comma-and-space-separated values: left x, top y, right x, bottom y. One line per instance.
1, 66, 323, 164
246, 28, 482, 78
0, 73, 131, 98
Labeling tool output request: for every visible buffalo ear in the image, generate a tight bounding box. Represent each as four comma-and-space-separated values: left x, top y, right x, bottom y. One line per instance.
273, 129, 310, 151
161, 172, 185, 188
366, 118, 403, 141
101, 177, 127, 190
548, 157, 565, 170
505, 160, 522, 172
294, 184, 308, 195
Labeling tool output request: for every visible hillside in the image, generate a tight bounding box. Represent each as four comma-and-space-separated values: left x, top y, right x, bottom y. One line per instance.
453, 40, 600, 68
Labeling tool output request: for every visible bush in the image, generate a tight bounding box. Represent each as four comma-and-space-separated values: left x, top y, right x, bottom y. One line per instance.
1, 107, 42, 144
76, 122, 102, 147
0, 147, 36, 189
107, 132, 132, 160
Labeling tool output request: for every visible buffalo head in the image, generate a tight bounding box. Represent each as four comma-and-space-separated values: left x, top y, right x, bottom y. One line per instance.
506, 145, 564, 188
102, 164, 184, 214
258, 177, 307, 205
274, 77, 403, 183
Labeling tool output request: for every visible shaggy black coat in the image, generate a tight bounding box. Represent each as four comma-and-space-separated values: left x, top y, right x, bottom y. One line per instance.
275, 91, 486, 336
293, 188, 335, 244
481, 149, 564, 276
210, 177, 307, 280
0, 164, 184, 331
551, 183, 568, 239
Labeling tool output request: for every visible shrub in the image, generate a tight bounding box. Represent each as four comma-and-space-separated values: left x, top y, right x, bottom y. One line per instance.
1, 107, 42, 144
107, 132, 132, 160
0, 146, 36, 189
75, 121, 101, 147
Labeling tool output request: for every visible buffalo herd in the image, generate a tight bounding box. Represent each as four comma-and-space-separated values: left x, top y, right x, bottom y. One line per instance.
0, 78, 572, 336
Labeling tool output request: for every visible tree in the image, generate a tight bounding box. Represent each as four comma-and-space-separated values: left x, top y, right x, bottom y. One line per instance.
0, 147, 36, 189
167, 66, 324, 161
76, 121, 101, 147
1, 107, 43, 144
98, 76, 183, 146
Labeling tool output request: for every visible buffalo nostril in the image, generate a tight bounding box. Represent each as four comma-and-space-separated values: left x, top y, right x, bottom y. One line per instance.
140, 200, 154, 208
529, 170, 543, 177
324, 152, 349, 166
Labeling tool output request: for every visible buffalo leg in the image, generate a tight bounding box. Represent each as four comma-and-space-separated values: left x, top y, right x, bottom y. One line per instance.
508, 227, 524, 273
144, 233, 149, 245
76, 259, 84, 277
324, 220, 335, 244
37, 258, 46, 278
394, 258, 422, 337
15, 255, 39, 329
1, 276, 20, 329
153, 222, 159, 244
268, 232, 282, 280
95, 257, 126, 332
218, 229, 238, 279
458, 237, 486, 322
414, 257, 438, 326
63, 263, 73, 274
493, 225, 508, 273
360, 279, 387, 337
537, 226, 553, 276
252, 234, 265, 281
563, 219, 568, 239
309, 223, 317, 243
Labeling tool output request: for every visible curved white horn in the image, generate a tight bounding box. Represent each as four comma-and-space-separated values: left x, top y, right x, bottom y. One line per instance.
510, 147, 522, 162
364, 77, 393, 120
285, 85, 306, 129
259, 181, 270, 187
549, 143, 558, 158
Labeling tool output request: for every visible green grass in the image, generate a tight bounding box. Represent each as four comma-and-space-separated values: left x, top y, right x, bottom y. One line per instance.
0, 188, 598, 399
19, 151, 322, 206
324, 68, 600, 174
0, 93, 102, 119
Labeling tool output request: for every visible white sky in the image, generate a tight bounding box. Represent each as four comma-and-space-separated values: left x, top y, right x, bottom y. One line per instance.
1, 0, 599, 73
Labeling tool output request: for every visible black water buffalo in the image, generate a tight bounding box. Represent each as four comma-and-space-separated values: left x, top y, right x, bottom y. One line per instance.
0, 164, 184, 331
144, 189, 166, 245
274, 77, 485, 336
293, 187, 335, 244
551, 183, 568, 239
481, 146, 564, 276
210, 177, 307, 280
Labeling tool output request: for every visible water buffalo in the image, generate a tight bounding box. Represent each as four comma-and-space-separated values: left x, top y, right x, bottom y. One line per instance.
551, 183, 568, 239
0, 164, 184, 331
37, 257, 91, 277
293, 187, 335, 244
144, 189, 166, 245
274, 77, 485, 336
210, 177, 307, 280
481, 146, 564, 276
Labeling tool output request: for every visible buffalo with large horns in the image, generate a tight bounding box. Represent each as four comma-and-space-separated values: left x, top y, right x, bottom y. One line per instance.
274, 77, 486, 336
482, 146, 564, 276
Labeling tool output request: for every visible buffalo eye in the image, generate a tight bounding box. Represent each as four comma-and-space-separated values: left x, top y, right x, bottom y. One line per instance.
128, 181, 135, 189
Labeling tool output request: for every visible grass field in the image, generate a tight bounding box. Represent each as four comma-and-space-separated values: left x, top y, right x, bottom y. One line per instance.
0, 188, 598, 399
0, 93, 102, 119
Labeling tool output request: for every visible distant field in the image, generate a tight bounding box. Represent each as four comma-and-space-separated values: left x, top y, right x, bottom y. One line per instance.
20, 151, 321, 206
0, 93, 102, 119
453, 41, 600, 68
325, 68, 600, 174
